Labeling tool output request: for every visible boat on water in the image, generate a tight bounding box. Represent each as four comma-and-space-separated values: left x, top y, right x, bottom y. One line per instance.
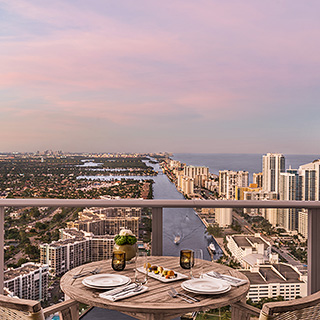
209, 243, 216, 253
174, 235, 181, 245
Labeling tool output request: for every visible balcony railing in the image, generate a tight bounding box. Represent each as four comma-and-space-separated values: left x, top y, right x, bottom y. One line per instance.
0, 199, 319, 318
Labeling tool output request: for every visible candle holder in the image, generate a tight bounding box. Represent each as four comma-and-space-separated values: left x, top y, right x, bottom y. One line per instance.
112, 251, 126, 271
180, 249, 194, 269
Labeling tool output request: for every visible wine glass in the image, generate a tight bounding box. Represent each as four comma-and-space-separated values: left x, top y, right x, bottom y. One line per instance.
134, 252, 148, 286
190, 249, 203, 279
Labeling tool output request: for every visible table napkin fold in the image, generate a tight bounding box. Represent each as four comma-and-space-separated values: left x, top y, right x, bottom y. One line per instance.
203, 272, 248, 287
99, 285, 148, 301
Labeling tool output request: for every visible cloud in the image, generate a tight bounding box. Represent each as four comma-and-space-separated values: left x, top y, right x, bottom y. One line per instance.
1, 0, 320, 152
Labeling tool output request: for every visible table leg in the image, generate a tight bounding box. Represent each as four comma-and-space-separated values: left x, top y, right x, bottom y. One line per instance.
231, 303, 252, 320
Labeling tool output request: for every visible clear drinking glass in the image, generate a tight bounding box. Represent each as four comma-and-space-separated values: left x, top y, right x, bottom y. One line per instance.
190, 249, 203, 278
134, 252, 148, 286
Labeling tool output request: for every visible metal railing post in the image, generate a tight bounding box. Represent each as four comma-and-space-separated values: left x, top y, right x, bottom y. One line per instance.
0, 207, 4, 294
308, 208, 320, 294
151, 207, 163, 256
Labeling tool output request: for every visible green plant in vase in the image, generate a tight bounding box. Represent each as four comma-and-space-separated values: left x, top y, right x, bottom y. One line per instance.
114, 229, 138, 261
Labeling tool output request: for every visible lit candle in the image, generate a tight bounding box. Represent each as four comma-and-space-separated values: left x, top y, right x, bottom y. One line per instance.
180, 250, 193, 269
182, 257, 190, 263
112, 251, 126, 271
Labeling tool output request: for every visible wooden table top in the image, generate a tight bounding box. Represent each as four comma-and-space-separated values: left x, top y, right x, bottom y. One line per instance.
60, 256, 249, 320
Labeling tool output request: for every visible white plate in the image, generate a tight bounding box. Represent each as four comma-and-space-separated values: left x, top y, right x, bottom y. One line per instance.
181, 282, 231, 295
82, 278, 131, 290
137, 267, 188, 283
181, 278, 231, 294
82, 274, 131, 289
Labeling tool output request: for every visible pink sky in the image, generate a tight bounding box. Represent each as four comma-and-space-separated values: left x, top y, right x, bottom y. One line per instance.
1, 0, 320, 153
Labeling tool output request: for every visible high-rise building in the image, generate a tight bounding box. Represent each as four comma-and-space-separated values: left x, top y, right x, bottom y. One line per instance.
243, 191, 278, 202
204, 179, 218, 192
236, 184, 261, 201
4, 263, 49, 301
253, 172, 263, 188
40, 236, 89, 276
278, 169, 300, 231
80, 207, 142, 219
40, 229, 114, 276
219, 170, 249, 199
280, 168, 300, 200
215, 208, 232, 227
264, 208, 278, 227
298, 209, 308, 239
242, 190, 277, 216
177, 176, 194, 196
299, 160, 320, 201
184, 165, 209, 178
67, 208, 140, 237
262, 153, 285, 194
183, 165, 209, 187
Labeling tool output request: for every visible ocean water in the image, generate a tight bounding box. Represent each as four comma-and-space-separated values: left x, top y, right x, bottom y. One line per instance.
172, 153, 320, 182
78, 159, 223, 260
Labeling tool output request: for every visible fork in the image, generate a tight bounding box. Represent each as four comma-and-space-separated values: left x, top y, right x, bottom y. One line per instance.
170, 287, 199, 302
73, 267, 101, 279
168, 290, 194, 303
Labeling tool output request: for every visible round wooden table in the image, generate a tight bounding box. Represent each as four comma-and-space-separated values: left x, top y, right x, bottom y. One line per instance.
60, 256, 249, 320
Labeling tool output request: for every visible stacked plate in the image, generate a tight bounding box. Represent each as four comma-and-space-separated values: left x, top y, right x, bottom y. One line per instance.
82, 274, 131, 290
181, 278, 231, 295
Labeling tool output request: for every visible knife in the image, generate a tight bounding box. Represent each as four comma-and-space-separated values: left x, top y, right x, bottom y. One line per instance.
207, 272, 242, 284
111, 284, 137, 297
111, 286, 143, 299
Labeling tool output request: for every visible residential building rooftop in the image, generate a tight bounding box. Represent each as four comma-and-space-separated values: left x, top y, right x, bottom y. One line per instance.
4, 263, 45, 281
241, 264, 304, 285
233, 235, 267, 249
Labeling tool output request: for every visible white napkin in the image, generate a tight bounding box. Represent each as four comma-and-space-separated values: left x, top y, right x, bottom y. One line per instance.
203, 272, 248, 287
99, 285, 148, 301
